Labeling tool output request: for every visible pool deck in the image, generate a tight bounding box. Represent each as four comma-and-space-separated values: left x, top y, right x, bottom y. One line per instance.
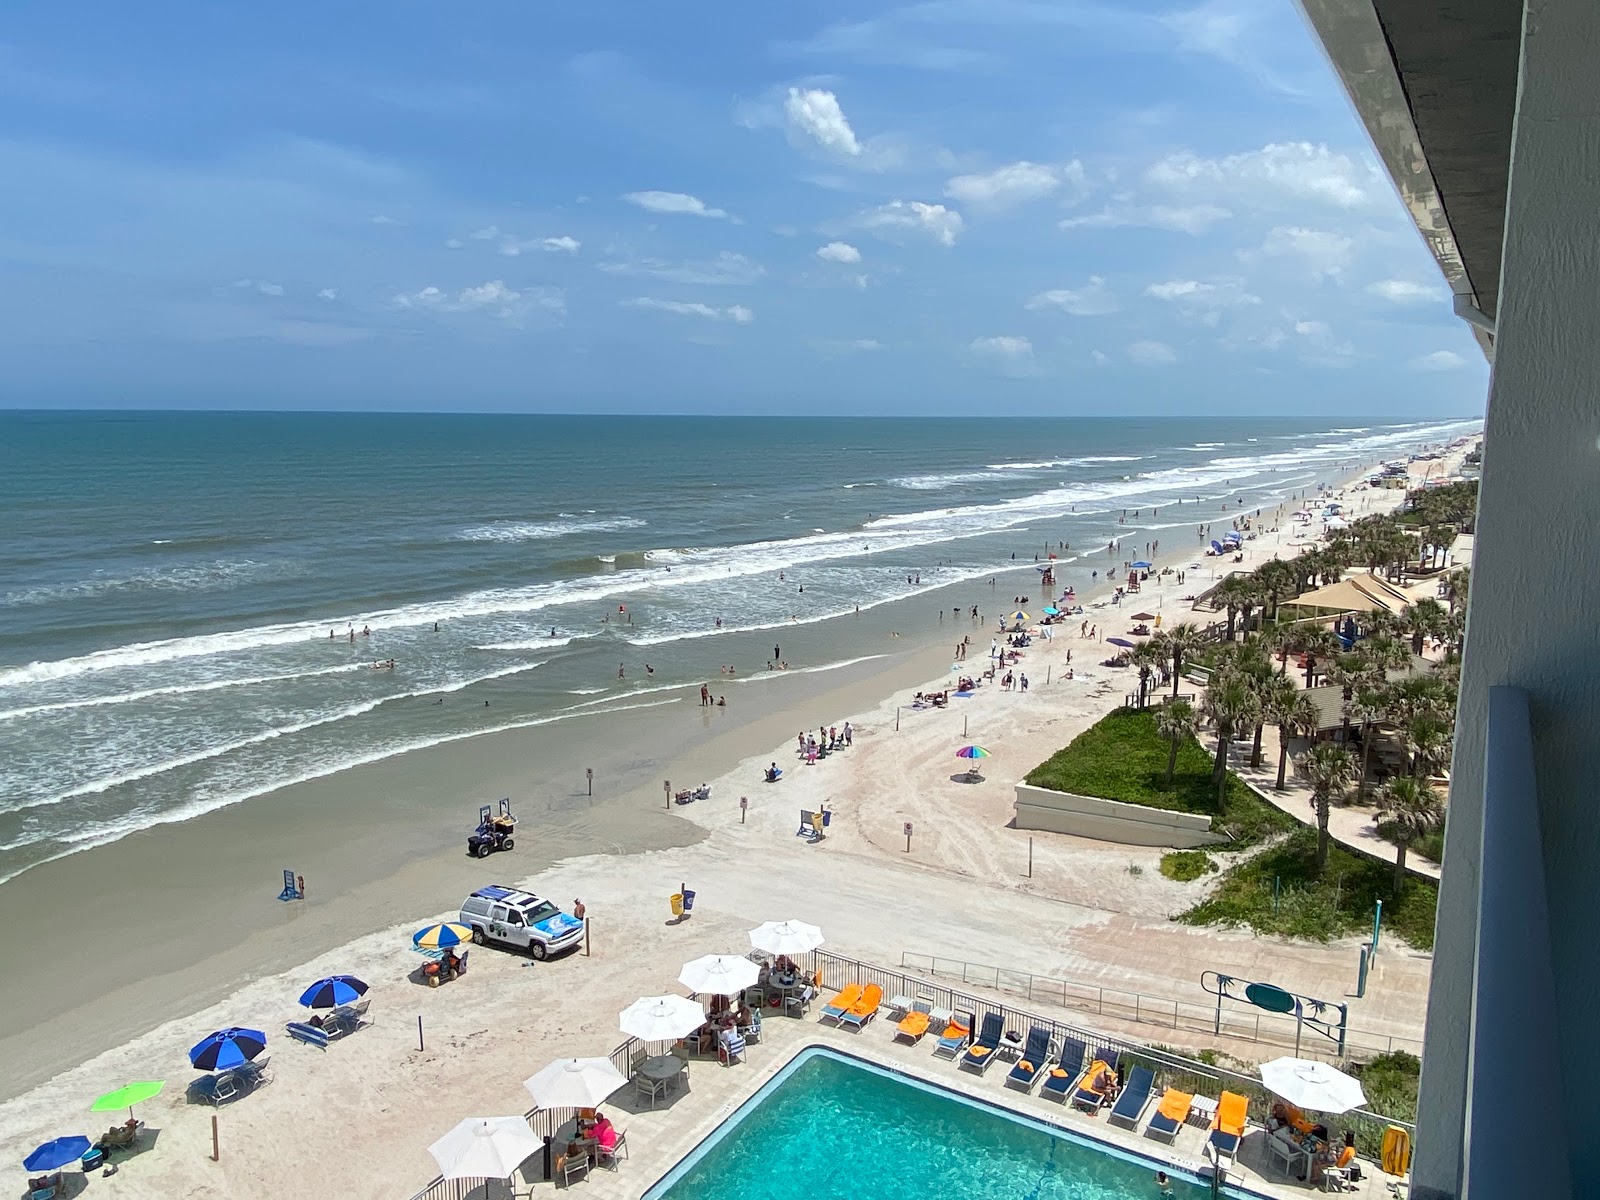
551, 1010, 1400, 1198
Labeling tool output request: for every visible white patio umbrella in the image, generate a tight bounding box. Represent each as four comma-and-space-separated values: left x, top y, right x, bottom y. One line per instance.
523, 1057, 629, 1110
677, 953, 759, 996
428, 1116, 543, 1181
1258, 1057, 1368, 1114
748, 920, 824, 957
619, 994, 706, 1042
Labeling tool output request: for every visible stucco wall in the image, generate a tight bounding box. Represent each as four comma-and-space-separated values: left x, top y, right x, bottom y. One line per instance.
1012, 783, 1227, 848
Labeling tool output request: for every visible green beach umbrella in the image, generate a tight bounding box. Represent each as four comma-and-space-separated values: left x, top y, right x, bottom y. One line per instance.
91, 1080, 164, 1117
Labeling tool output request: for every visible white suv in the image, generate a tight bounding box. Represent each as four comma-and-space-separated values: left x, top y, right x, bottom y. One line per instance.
458, 886, 585, 959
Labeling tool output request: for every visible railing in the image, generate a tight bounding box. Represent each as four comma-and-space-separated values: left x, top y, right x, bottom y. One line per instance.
895, 950, 1422, 1059
814, 949, 1413, 1162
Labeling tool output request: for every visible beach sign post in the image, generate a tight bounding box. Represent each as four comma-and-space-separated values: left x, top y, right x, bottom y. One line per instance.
664, 780, 671, 810
904, 821, 913, 853
739, 796, 748, 824
277, 870, 303, 902
586, 767, 593, 796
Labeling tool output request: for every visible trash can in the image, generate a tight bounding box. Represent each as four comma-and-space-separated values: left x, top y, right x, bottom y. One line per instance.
681, 889, 696, 913
670, 893, 684, 917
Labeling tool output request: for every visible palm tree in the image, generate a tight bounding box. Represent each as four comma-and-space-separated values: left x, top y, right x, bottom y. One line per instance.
1158, 623, 1204, 698
1376, 776, 1444, 896
1349, 684, 1389, 803
1255, 559, 1297, 620
1214, 575, 1254, 641
1130, 641, 1162, 708
1403, 712, 1453, 781
1403, 597, 1448, 656
1155, 699, 1198, 786
1258, 675, 1299, 776
1199, 671, 1261, 809
1275, 692, 1321, 791
1292, 627, 1341, 688
1298, 742, 1356, 872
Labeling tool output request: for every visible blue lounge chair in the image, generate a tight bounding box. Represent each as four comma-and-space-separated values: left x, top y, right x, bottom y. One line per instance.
1108, 1065, 1155, 1128
958, 1012, 1005, 1074
1071, 1051, 1120, 1114
932, 1011, 974, 1060
1040, 1039, 1086, 1103
286, 1021, 330, 1050
1005, 1026, 1055, 1092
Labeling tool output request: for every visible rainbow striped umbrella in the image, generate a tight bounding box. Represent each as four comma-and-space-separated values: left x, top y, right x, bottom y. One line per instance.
413, 923, 474, 950
955, 745, 992, 760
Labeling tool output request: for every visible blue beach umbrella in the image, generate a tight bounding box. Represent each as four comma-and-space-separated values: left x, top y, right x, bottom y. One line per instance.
298, 975, 369, 1010
24, 1136, 91, 1172
188, 1028, 267, 1072
1107, 637, 1136, 649
413, 922, 473, 950
1131, 560, 1153, 570
1042, 606, 1060, 615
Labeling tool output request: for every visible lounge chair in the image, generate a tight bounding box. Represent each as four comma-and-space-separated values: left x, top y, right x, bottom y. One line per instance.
1322, 1144, 1359, 1192
189, 1071, 241, 1107
1108, 1065, 1155, 1128
895, 1000, 933, 1044
1040, 1039, 1086, 1103
958, 1012, 1005, 1074
819, 983, 864, 1025
1071, 1056, 1117, 1114
1005, 1026, 1055, 1093
286, 1020, 330, 1049
932, 1012, 973, 1059
838, 983, 883, 1031
1145, 1088, 1193, 1142
1208, 1090, 1249, 1169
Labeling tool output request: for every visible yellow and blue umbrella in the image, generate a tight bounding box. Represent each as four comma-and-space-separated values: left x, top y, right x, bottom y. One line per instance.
1008, 610, 1029, 622
299, 975, 369, 1010
24, 1136, 91, 1172
91, 1080, 164, 1117
413, 922, 473, 950
188, 1028, 266, 1072
955, 745, 992, 760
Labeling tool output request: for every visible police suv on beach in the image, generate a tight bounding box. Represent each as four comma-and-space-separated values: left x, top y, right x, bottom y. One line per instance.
458, 885, 585, 959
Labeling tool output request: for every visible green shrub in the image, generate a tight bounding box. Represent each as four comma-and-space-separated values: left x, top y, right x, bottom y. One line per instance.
1161, 850, 1218, 882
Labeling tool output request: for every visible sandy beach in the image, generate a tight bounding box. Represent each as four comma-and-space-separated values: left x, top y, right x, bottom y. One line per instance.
0, 444, 1470, 1199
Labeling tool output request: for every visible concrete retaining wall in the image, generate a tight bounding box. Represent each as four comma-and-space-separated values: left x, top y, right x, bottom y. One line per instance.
1013, 783, 1228, 848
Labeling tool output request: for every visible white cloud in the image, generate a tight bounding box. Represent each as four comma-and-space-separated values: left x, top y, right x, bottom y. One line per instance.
445, 238, 464, 249
231, 278, 284, 297
816, 337, 883, 356
1090, 349, 1110, 366
317, 288, 337, 301
853, 199, 964, 246
370, 213, 406, 227
785, 87, 861, 157
622, 297, 754, 323
1060, 204, 1231, 234
467, 226, 500, 241
969, 335, 1039, 377
1147, 142, 1376, 208
457, 280, 520, 308
1410, 349, 1467, 371
1292, 319, 1356, 367
816, 241, 862, 264
624, 190, 729, 219
394, 280, 564, 318
945, 160, 1084, 209
1368, 279, 1438, 305
1127, 340, 1177, 365
598, 252, 764, 286
1144, 278, 1260, 324
1027, 277, 1118, 316
1251, 226, 1354, 280
500, 235, 581, 257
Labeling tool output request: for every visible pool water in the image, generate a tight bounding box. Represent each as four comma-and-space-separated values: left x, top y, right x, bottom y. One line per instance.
643, 1048, 1225, 1200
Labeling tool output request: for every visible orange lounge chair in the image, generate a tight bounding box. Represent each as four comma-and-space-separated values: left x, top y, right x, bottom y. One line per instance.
932, 1013, 972, 1059
1146, 1088, 1193, 1142
839, 983, 883, 1030
1209, 1090, 1249, 1167
819, 983, 863, 1024
895, 1001, 933, 1044
1070, 1058, 1115, 1113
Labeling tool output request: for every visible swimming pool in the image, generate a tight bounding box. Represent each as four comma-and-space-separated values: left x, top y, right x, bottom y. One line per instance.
642, 1046, 1244, 1200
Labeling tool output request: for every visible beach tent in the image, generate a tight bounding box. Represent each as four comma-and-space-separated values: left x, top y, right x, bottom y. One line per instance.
1210, 540, 1225, 554
1130, 560, 1153, 570
1290, 573, 1412, 616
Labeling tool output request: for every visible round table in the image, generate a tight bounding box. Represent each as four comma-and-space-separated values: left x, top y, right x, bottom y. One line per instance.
640, 1054, 685, 1084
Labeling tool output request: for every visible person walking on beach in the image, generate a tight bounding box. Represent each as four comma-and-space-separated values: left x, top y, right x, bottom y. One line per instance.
700, 684, 710, 707
774, 644, 780, 661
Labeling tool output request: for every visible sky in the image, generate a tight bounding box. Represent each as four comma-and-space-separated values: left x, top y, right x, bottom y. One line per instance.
0, 1, 1490, 416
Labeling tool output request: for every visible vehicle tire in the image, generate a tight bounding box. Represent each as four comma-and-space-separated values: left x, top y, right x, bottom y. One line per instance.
474, 841, 490, 858
472, 926, 486, 945
530, 942, 548, 961
501, 837, 515, 851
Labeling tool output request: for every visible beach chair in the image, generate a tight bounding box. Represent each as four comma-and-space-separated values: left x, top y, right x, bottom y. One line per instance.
932, 1012, 973, 1060
189, 1071, 241, 1107
1005, 1026, 1055, 1093
1145, 1088, 1193, 1142
717, 1027, 746, 1066
958, 1012, 1006, 1074
739, 1009, 762, 1044
818, 983, 864, 1024
838, 983, 883, 1031
1041, 1039, 1087, 1103
1108, 1065, 1155, 1129
1071, 1056, 1117, 1114
1322, 1144, 1359, 1192
894, 1000, 934, 1044
1208, 1090, 1249, 1170
286, 1020, 330, 1050
238, 1055, 273, 1088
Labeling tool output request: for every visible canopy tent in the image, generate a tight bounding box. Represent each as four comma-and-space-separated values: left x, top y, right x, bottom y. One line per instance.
1289, 573, 1413, 616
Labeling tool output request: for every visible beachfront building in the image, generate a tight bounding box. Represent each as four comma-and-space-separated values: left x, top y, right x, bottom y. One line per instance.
1297, 3, 1594, 1197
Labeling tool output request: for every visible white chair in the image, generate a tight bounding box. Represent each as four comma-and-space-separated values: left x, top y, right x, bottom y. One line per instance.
599, 1130, 629, 1170
557, 1151, 590, 1189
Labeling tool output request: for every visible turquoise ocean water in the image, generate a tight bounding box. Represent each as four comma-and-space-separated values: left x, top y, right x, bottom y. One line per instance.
0, 411, 1474, 884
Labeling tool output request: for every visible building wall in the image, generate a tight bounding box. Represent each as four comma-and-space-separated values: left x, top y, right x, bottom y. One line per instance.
1012, 783, 1227, 848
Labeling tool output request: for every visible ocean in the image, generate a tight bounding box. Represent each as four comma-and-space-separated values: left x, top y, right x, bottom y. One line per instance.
0, 410, 1476, 885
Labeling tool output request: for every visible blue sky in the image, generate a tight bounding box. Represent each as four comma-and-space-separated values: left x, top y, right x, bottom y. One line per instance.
0, 1, 1488, 416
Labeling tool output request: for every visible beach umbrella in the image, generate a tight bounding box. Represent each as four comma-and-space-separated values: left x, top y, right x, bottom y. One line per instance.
1130, 612, 1157, 622
428, 1116, 542, 1181
1008, 610, 1030, 622
619, 994, 707, 1042
955, 745, 992, 759
413, 922, 474, 950
23, 1136, 91, 1173
188, 1028, 266, 1072
1131, 560, 1154, 570
749, 920, 825, 956
524, 1057, 629, 1110
298, 975, 369, 1010
1258, 1057, 1367, 1114
677, 954, 759, 995
1042, 606, 1060, 616
90, 1080, 164, 1117
1106, 637, 1136, 649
